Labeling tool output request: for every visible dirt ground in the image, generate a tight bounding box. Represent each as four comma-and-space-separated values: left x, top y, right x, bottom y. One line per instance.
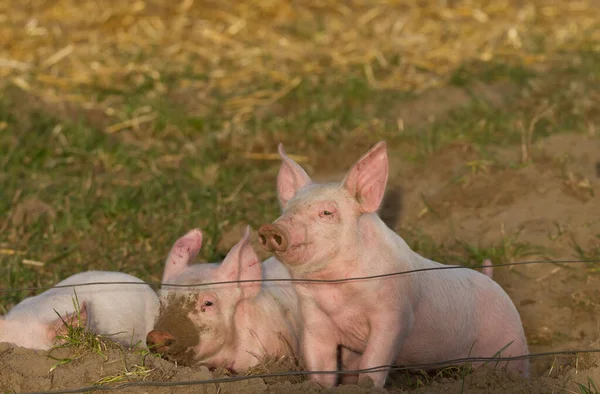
2, 85, 600, 393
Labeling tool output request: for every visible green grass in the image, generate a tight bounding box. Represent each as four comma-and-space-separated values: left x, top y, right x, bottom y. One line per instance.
579, 377, 600, 394
0, 48, 599, 314
47, 294, 114, 371
44, 294, 158, 384
571, 234, 600, 273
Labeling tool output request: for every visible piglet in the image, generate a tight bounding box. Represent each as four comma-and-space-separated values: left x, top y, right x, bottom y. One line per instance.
0, 271, 159, 350
146, 226, 301, 373
257, 141, 529, 387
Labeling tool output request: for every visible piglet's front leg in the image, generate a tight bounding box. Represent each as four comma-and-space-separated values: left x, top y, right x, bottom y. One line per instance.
357, 309, 414, 388
301, 308, 340, 387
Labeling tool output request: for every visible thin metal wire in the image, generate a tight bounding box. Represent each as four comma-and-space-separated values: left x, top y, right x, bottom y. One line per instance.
1, 259, 599, 294
19, 348, 600, 394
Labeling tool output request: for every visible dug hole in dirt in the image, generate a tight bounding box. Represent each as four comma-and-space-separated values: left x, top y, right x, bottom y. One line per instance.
2, 119, 599, 393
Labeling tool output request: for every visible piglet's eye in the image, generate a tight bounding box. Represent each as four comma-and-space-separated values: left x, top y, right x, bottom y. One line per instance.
204, 301, 213, 306
322, 211, 332, 216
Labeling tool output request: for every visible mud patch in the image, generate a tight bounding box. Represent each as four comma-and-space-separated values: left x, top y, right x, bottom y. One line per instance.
152, 292, 201, 365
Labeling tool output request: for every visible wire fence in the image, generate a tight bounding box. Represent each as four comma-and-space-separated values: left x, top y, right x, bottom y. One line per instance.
3, 258, 600, 394
1, 258, 599, 293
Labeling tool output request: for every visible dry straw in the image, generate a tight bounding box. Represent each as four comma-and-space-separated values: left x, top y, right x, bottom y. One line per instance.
1, 0, 599, 130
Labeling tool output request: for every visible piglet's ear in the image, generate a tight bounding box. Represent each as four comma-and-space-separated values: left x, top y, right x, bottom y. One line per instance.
162, 229, 203, 283
341, 141, 389, 213
277, 143, 312, 209
218, 226, 262, 299
47, 301, 89, 341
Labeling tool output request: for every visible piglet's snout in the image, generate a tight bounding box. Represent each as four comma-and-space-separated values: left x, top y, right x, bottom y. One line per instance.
146, 329, 176, 354
258, 224, 289, 252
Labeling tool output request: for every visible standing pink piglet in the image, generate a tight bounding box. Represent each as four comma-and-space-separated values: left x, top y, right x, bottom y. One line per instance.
257, 141, 529, 388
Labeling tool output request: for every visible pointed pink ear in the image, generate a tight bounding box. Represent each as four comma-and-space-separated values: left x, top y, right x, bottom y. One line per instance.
341, 141, 389, 213
47, 301, 89, 340
162, 229, 203, 283
277, 143, 312, 208
218, 226, 262, 299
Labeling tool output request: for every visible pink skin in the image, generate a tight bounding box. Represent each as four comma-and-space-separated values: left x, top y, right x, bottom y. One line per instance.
483, 259, 493, 279
1, 271, 159, 350
0, 302, 88, 349
148, 226, 302, 373
258, 141, 529, 388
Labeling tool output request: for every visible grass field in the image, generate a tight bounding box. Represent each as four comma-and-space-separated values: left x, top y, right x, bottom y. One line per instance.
1, 1, 600, 392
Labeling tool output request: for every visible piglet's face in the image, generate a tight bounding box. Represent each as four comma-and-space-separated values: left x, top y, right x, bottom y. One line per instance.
150, 285, 231, 367
148, 226, 262, 370
259, 185, 357, 269
258, 142, 389, 273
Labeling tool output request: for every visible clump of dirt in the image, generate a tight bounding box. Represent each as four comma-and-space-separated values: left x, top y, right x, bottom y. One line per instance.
564, 340, 600, 392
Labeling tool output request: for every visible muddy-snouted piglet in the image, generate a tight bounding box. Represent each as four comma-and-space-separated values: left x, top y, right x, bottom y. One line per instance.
257, 141, 529, 387
147, 226, 301, 373
0, 271, 159, 350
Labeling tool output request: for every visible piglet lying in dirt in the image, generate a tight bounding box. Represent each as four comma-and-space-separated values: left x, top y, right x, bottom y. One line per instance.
0, 271, 159, 350
146, 226, 301, 373
257, 141, 529, 387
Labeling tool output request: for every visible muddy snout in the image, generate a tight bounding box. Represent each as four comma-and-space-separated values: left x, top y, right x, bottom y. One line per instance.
146, 329, 176, 354
257, 224, 289, 252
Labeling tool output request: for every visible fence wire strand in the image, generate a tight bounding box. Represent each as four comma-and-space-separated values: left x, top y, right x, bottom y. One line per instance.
1, 258, 599, 294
